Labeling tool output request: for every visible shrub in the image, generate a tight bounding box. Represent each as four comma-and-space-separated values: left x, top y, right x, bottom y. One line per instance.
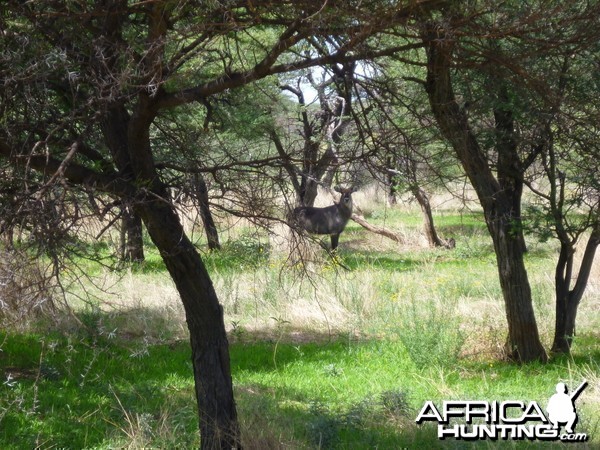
395, 296, 464, 369
0, 249, 56, 330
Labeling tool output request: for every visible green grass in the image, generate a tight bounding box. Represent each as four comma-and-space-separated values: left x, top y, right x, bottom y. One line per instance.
1, 207, 599, 448
1, 330, 598, 449
0, 332, 199, 449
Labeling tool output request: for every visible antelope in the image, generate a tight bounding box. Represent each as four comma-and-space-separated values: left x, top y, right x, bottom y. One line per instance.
292, 186, 357, 250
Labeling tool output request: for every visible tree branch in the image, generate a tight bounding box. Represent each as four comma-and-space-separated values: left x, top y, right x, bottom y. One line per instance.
156, 40, 425, 109
0, 139, 137, 199
351, 213, 405, 244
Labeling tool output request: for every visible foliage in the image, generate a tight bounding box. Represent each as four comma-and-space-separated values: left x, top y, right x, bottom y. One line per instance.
394, 297, 465, 369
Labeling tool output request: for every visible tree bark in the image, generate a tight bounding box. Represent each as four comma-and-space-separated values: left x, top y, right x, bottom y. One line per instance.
552, 243, 576, 354
138, 201, 239, 448
127, 97, 240, 449
122, 206, 145, 263
552, 230, 600, 354
423, 26, 547, 362
489, 213, 544, 361
102, 104, 145, 263
193, 174, 221, 251
411, 185, 445, 248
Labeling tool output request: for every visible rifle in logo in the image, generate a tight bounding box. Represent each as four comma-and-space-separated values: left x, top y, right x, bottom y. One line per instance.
546, 379, 588, 434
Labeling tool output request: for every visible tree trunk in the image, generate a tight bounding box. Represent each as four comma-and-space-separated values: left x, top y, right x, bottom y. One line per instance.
552, 290, 578, 354
139, 201, 240, 449
493, 89, 528, 255
351, 213, 404, 244
193, 174, 221, 251
387, 156, 399, 205
489, 213, 545, 361
122, 206, 145, 262
101, 104, 145, 263
411, 185, 444, 248
552, 230, 600, 354
299, 176, 320, 207
424, 27, 547, 362
128, 98, 240, 449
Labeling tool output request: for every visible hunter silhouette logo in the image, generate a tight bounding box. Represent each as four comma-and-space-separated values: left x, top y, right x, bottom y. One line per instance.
547, 380, 587, 434
415, 379, 589, 442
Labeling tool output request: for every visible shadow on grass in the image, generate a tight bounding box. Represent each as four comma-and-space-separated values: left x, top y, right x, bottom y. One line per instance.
0, 332, 199, 449
0, 331, 430, 449
236, 381, 444, 449
2, 307, 598, 450
338, 249, 421, 272
232, 338, 598, 449
229, 337, 447, 449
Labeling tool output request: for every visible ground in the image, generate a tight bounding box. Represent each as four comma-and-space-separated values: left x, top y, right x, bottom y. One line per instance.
1, 190, 599, 448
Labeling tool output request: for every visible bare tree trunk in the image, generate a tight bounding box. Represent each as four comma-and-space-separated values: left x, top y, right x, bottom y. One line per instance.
128, 99, 240, 449
424, 27, 547, 362
552, 230, 600, 354
193, 174, 221, 251
351, 213, 404, 244
411, 185, 444, 248
123, 207, 145, 262
276, 67, 351, 209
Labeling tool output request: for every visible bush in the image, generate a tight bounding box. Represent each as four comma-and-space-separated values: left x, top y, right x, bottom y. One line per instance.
205, 234, 269, 271
0, 249, 56, 329
395, 297, 464, 369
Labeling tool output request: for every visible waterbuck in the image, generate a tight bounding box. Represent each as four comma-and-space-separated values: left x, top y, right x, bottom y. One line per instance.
292, 186, 357, 250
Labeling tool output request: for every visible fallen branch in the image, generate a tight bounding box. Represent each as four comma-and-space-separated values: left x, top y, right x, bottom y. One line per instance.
351, 213, 405, 244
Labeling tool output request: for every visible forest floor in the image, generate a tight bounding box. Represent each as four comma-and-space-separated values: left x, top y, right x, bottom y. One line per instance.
1, 196, 599, 449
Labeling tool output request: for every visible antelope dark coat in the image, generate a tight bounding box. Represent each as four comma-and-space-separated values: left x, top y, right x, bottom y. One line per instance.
292, 186, 357, 250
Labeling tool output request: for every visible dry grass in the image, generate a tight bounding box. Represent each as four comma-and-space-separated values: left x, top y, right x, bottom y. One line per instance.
63, 210, 600, 364
0, 249, 58, 331
25, 183, 596, 365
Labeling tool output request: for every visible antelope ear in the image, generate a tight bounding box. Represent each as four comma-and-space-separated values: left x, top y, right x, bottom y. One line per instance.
351, 186, 358, 193
334, 186, 342, 193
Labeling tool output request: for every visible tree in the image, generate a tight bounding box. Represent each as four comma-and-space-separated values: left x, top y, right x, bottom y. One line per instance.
543, 142, 600, 354
421, 21, 543, 362
349, 57, 459, 248
522, 53, 600, 354
0, 1, 444, 446
270, 62, 357, 209
420, 1, 600, 361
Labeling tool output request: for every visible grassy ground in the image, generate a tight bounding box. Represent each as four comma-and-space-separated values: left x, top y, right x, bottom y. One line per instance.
1, 200, 599, 449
